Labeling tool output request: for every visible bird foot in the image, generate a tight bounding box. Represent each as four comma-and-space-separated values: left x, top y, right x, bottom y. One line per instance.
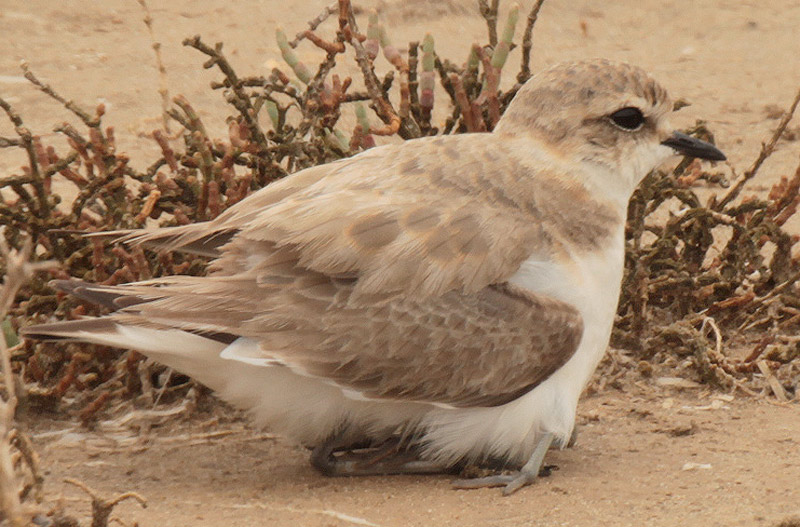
310, 436, 447, 477
451, 470, 540, 496
451, 432, 555, 496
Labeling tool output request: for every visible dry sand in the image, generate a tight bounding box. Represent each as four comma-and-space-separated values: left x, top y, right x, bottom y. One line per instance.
2, 0, 800, 525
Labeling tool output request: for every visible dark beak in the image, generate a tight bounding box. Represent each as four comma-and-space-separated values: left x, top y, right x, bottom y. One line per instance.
661, 131, 726, 161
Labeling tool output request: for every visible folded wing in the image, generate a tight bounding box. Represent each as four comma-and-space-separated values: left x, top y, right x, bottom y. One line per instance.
25, 135, 587, 407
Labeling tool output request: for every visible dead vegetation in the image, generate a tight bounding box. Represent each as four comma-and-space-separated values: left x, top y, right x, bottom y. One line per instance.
610, 89, 800, 400
0, 233, 52, 525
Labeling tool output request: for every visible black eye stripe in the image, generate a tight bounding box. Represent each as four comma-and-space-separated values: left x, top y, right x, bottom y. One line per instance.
609, 107, 644, 130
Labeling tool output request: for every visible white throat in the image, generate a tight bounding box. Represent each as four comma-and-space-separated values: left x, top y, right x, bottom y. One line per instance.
581, 142, 677, 210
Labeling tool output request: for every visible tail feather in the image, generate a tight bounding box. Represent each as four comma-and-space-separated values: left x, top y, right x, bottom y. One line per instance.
21, 318, 120, 341
21, 319, 234, 388
49, 279, 145, 310
113, 226, 236, 257
77, 225, 236, 257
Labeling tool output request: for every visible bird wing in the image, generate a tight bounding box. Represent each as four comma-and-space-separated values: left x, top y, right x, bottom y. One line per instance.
121, 134, 615, 299
103, 272, 582, 407
37, 134, 613, 406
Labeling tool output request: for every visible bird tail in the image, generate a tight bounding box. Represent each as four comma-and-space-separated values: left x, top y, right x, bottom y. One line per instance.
21, 318, 235, 388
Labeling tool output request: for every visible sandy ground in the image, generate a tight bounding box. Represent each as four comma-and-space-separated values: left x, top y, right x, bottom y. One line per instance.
29, 390, 800, 527
2, 0, 800, 525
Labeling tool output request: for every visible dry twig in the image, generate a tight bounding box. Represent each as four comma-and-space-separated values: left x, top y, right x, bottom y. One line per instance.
716, 86, 800, 210
64, 478, 147, 527
0, 232, 57, 526
136, 0, 172, 133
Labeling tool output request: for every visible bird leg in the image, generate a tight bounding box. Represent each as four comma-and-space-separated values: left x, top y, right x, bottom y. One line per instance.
451, 432, 555, 496
564, 426, 578, 448
310, 434, 449, 477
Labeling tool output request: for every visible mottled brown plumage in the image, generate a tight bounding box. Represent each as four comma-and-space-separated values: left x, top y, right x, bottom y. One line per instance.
107, 274, 582, 407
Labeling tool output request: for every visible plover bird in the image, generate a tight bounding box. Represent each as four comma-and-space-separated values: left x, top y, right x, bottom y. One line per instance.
23, 59, 725, 495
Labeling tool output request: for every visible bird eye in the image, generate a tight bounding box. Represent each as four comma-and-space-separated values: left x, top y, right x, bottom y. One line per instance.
609, 107, 645, 130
